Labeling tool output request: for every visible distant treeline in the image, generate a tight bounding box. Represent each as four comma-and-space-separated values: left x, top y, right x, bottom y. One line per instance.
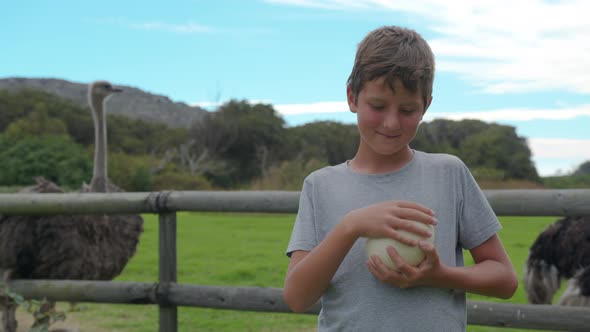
0, 89, 588, 191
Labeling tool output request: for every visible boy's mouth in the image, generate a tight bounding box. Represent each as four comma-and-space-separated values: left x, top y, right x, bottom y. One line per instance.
377, 131, 401, 138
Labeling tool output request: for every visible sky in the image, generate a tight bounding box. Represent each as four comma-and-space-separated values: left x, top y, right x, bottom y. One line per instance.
2, 0, 590, 176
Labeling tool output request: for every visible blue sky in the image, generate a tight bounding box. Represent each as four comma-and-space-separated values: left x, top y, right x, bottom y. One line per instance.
2, 0, 590, 176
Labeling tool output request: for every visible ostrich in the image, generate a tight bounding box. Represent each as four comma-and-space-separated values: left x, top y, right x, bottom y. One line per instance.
0, 81, 144, 331
523, 216, 590, 306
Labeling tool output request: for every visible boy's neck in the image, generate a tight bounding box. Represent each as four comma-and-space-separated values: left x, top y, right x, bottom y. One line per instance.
349, 146, 414, 174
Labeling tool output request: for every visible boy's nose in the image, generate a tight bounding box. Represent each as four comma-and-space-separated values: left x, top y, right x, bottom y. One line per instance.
383, 111, 401, 130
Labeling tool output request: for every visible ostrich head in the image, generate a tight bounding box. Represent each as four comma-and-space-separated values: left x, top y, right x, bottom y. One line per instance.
88, 80, 122, 110
88, 80, 121, 192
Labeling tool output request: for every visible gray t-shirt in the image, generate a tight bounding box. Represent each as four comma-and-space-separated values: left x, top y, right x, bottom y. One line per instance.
286, 150, 501, 332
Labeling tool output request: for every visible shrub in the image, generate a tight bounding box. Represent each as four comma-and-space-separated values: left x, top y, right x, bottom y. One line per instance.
0, 135, 91, 188
152, 173, 213, 191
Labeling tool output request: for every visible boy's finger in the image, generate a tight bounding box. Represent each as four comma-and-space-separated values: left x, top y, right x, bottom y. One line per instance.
383, 227, 418, 246
370, 255, 391, 277
394, 218, 434, 238
386, 245, 407, 271
398, 207, 438, 226
396, 201, 435, 216
419, 241, 438, 259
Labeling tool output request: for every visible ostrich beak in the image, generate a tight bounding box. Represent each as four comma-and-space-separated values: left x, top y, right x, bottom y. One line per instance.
111, 87, 123, 93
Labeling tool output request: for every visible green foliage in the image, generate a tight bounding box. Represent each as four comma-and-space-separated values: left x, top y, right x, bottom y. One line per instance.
106, 117, 188, 155
412, 119, 489, 154
413, 119, 540, 182
460, 125, 539, 181
152, 173, 213, 191
211, 100, 288, 186
250, 158, 328, 190
471, 167, 506, 182
130, 166, 154, 192
0, 87, 194, 190
107, 152, 157, 191
0, 89, 188, 155
0, 282, 66, 332
286, 121, 358, 165
0, 135, 92, 188
542, 174, 590, 188
573, 160, 590, 176
4, 109, 68, 139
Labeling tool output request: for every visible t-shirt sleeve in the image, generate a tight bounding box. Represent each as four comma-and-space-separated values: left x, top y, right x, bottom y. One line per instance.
286, 176, 318, 257
457, 161, 502, 250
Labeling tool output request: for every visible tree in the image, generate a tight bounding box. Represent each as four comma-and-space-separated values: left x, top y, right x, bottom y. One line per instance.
412, 119, 490, 154
213, 100, 287, 186
460, 125, 539, 181
573, 160, 590, 176
3, 108, 68, 139
287, 121, 359, 165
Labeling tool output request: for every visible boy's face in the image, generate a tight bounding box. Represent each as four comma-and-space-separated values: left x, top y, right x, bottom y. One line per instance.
347, 77, 431, 158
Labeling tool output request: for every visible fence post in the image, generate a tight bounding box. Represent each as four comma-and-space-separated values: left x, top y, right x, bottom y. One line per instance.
158, 212, 178, 332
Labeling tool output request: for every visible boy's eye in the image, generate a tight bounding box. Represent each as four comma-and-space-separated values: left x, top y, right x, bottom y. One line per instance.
370, 104, 385, 111
401, 109, 416, 114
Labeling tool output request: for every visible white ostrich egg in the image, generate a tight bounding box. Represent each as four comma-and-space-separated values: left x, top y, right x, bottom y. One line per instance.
365, 221, 435, 271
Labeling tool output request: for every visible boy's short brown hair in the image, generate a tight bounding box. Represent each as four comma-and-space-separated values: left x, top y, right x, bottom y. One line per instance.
347, 26, 435, 110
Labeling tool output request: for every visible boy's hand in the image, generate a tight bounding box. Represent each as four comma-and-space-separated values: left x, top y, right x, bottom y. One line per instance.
344, 200, 437, 247
366, 241, 442, 288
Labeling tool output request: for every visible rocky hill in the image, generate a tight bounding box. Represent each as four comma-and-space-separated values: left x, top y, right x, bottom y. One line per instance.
0, 77, 207, 128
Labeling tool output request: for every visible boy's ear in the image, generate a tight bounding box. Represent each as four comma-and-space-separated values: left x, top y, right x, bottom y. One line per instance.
424, 95, 433, 113
346, 85, 356, 113
419, 96, 432, 121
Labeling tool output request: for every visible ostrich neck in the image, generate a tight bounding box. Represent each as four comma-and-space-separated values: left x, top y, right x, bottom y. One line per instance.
90, 98, 108, 192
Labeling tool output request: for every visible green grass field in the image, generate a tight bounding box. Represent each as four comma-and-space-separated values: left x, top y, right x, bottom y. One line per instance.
17, 213, 562, 331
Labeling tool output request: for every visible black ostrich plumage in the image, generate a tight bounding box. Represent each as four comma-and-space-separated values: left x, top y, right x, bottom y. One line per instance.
0, 179, 143, 280
524, 215, 590, 305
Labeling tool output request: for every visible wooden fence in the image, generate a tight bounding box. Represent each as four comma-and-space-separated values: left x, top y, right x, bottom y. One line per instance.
1, 189, 590, 331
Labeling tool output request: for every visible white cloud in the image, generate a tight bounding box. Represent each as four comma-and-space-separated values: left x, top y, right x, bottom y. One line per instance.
266, 0, 590, 94
528, 138, 590, 159
192, 101, 221, 109
275, 101, 349, 115
264, 0, 369, 10
529, 137, 590, 175
191, 99, 273, 109
424, 104, 590, 122
129, 21, 212, 34
89, 17, 214, 34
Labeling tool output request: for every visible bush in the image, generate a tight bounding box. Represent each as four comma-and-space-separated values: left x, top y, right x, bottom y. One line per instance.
107, 152, 157, 191
249, 159, 327, 190
152, 173, 213, 191
542, 174, 590, 189
0, 135, 92, 188
129, 166, 154, 192
471, 167, 505, 182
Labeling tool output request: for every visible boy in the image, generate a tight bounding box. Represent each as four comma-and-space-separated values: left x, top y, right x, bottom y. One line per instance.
283, 26, 518, 331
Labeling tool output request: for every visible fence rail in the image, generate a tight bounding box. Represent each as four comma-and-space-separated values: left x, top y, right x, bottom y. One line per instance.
2, 189, 590, 331
7, 280, 590, 332
2, 189, 590, 216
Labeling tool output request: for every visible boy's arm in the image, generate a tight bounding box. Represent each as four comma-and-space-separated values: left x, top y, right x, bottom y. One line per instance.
368, 234, 518, 299
283, 220, 358, 313
429, 234, 517, 299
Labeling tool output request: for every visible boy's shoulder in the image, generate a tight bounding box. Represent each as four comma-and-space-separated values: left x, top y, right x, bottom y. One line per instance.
304, 162, 348, 183
416, 150, 466, 168
307, 162, 347, 176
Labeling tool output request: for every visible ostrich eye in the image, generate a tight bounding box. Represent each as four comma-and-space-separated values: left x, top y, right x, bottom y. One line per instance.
104, 84, 112, 89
